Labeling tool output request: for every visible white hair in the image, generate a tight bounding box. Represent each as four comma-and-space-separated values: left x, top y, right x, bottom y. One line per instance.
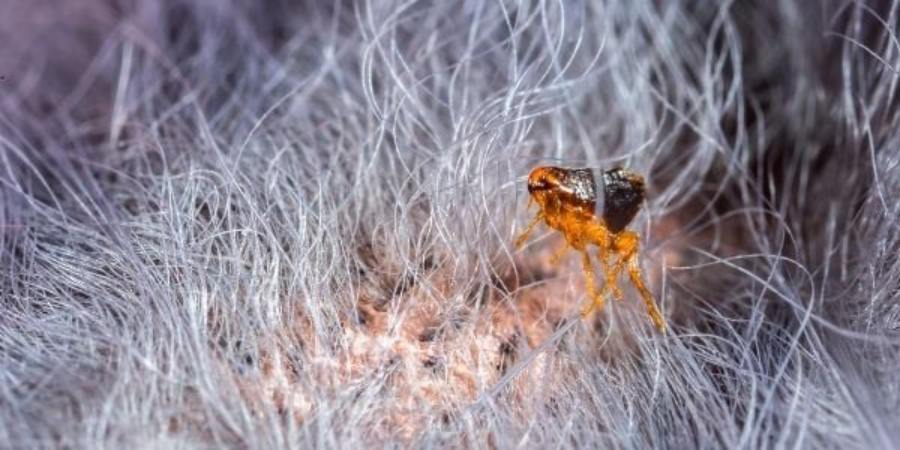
1, 0, 898, 447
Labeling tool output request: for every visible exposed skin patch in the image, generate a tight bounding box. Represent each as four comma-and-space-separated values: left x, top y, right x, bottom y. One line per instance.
515, 166, 666, 331
229, 254, 583, 443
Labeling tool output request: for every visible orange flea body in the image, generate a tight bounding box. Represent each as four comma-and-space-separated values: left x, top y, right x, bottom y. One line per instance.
514, 166, 665, 331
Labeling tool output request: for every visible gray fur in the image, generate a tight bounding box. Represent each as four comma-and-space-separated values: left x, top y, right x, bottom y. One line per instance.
1, 0, 899, 448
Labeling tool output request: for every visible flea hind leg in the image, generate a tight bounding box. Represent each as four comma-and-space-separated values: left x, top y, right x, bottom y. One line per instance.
618, 233, 666, 331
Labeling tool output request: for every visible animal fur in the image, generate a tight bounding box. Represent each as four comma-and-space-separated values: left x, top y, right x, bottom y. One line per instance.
1, 0, 899, 448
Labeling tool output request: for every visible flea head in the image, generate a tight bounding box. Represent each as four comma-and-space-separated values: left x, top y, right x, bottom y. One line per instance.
526, 166, 568, 195
527, 166, 594, 213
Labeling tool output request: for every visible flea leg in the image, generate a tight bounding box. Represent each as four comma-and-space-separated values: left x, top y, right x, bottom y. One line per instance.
620, 236, 665, 332
578, 250, 605, 317
586, 222, 624, 301
604, 254, 626, 301
514, 213, 543, 249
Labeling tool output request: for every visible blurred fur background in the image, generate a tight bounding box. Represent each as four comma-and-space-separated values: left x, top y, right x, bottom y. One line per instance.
2, 0, 899, 448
